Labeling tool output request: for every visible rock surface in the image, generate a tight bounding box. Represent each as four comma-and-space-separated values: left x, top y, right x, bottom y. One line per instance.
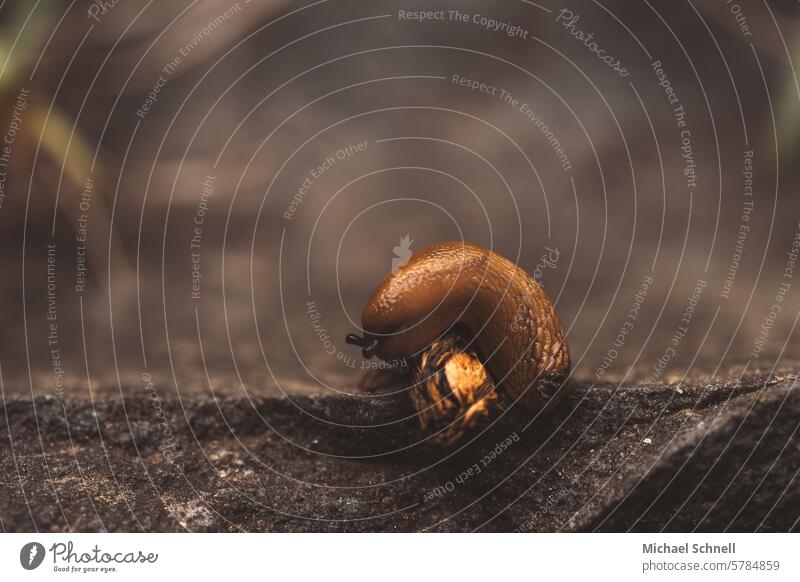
1, 372, 798, 532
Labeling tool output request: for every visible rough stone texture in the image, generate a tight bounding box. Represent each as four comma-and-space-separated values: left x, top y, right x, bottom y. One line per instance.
1, 372, 797, 532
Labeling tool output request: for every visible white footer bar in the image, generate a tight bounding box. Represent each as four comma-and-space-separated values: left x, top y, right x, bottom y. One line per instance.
1, 533, 797, 581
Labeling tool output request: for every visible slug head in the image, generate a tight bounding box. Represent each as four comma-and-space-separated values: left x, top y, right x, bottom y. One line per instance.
351, 243, 484, 361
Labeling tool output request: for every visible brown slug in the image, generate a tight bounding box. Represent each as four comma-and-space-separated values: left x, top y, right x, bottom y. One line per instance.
347, 241, 571, 442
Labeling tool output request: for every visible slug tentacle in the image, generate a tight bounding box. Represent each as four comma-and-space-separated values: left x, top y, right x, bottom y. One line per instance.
350, 241, 571, 440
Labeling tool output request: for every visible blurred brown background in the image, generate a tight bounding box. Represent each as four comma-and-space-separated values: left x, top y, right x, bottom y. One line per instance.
1, 0, 800, 400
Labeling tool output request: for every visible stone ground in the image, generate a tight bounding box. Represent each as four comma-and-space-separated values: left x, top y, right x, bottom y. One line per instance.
2, 367, 798, 532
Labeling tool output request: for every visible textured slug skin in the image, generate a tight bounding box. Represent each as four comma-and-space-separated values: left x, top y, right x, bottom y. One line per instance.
360, 241, 571, 411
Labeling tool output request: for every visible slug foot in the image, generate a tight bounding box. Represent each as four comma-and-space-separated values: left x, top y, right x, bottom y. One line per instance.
409, 335, 502, 446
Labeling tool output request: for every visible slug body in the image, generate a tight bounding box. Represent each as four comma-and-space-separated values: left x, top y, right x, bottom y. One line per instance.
352, 241, 571, 411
